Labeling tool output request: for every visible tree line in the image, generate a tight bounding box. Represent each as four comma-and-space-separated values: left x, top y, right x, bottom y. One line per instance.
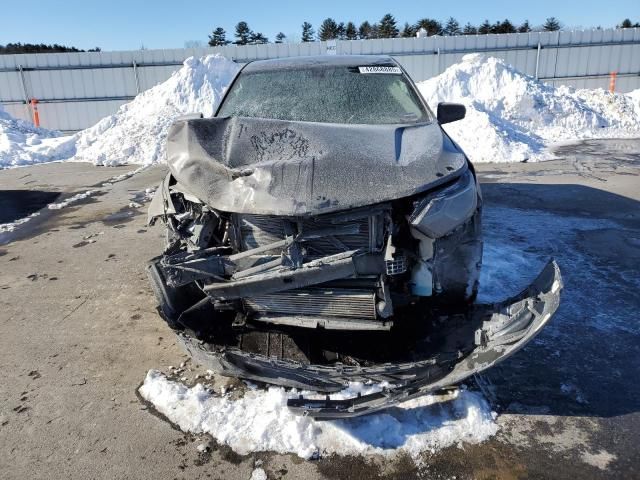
207, 15, 553, 46
0, 43, 101, 55
2, 15, 638, 54
208, 16, 640, 46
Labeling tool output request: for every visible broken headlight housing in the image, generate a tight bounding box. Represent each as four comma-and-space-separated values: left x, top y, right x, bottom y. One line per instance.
409, 169, 478, 239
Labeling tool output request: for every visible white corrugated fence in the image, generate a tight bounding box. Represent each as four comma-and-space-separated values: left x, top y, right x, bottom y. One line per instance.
1, 28, 639, 132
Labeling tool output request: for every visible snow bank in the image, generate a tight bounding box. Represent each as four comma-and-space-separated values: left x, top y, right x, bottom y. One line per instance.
72, 55, 239, 166
0, 105, 75, 168
418, 54, 640, 162
139, 370, 497, 459
629, 88, 640, 108
0, 55, 238, 169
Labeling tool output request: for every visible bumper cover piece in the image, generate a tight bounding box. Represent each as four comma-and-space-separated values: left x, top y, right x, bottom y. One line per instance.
176, 260, 562, 418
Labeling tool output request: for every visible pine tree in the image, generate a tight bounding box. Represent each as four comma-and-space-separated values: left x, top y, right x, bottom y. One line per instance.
619, 19, 633, 28
234, 21, 252, 45
401, 22, 415, 38
358, 21, 372, 39
543, 17, 561, 31
208, 27, 229, 47
275, 32, 286, 43
337, 22, 346, 39
370, 23, 381, 39
345, 22, 358, 40
443, 17, 461, 35
414, 18, 442, 36
249, 32, 269, 44
478, 20, 492, 34
319, 18, 340, 40
378, 13, 399, 38
301, 22, 315, 42
463, 23, 478, 35
499, 19, 516, 33
518, 20, 532, 33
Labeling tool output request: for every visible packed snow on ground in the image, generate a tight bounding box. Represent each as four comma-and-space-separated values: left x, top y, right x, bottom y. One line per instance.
0, 55, 239, 169
46, 189, 101, 210
0, 105, 75, 168
0, 211, 41, 234
250, 468, 268, 480
139, 370, 497, 459
418, 54, 640, 162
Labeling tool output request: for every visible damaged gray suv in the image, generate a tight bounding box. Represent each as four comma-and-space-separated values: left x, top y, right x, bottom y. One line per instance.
147, 55, 562, 418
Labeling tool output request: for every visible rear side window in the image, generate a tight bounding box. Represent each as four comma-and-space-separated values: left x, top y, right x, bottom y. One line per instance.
217, 66, 431, 125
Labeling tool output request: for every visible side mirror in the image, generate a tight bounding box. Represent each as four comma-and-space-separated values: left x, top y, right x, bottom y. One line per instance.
437, 103, 466, 124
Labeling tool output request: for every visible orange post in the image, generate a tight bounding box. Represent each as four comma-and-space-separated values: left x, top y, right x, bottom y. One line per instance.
609, 72, 617, 93
30, 98, 40, 127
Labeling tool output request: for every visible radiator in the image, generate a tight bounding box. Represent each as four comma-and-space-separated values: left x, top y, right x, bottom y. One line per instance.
244, 288, 377, 319
234, 207, 387, 259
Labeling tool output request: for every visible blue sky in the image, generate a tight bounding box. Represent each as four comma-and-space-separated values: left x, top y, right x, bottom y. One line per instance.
1, 0, 637, 51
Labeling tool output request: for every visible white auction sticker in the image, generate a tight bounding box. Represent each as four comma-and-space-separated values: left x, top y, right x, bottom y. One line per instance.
358, 66, 402, 74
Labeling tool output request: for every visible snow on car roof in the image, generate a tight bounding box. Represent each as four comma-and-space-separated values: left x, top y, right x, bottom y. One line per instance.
243, 55, 398, 72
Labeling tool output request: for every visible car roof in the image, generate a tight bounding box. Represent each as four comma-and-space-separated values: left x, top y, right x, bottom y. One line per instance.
242, 55, 398, 72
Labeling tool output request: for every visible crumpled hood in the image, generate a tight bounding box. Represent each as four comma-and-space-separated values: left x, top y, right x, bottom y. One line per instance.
166, 116, 467, 216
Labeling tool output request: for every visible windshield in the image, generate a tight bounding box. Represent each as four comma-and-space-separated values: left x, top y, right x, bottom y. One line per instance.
217, 66, 431, 125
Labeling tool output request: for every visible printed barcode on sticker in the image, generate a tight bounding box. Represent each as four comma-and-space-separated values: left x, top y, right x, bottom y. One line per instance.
358, 66, 402, 74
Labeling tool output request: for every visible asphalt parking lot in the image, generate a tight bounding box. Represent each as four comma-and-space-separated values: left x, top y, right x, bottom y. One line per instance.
1, 139, 639, 479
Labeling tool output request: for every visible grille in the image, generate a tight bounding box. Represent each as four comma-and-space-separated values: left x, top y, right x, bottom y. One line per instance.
244, 288, 377, 319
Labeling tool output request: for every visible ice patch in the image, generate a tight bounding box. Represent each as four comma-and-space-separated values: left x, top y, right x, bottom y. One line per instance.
560, 383, 588, 404
0, 165, 148, 240
417, 54, 640, 163
139, 370, 498, 459
480, 204, 640, 335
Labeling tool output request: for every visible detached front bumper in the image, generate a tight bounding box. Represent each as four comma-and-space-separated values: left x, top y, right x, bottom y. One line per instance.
175, 260, 562, 419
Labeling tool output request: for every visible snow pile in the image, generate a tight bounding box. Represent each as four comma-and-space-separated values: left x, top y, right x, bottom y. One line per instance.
0, 105, 75, 168
629, 89, 640, 109
418, 54, 640, 162
0, 55, 238, 168
139, 370, 497, 459
72, 55, 239, 166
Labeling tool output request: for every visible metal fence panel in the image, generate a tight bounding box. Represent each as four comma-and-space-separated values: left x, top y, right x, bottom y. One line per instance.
1, 28, 639, 131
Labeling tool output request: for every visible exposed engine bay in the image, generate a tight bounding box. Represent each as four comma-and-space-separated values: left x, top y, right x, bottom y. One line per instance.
146, 113, 562, 418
